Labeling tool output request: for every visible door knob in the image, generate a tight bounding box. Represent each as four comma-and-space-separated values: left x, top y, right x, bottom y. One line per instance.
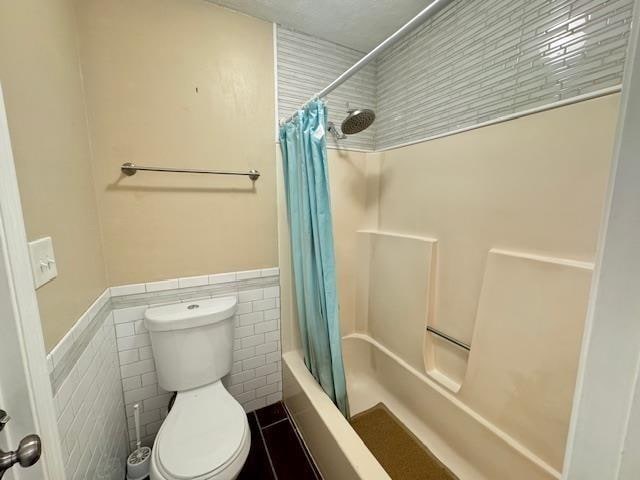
0, 434, 42, 479
0, 411, 9, 432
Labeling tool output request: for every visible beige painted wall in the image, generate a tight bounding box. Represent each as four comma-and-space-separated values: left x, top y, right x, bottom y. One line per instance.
0, 0, 108, 351
75, 0, 277, 285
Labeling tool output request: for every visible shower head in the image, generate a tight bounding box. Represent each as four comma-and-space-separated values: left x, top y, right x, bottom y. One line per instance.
341, 108, 376, 135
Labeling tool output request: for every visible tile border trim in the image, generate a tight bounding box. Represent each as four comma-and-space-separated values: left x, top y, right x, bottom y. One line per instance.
376, 86, 622, 152
47, 267, 280, 394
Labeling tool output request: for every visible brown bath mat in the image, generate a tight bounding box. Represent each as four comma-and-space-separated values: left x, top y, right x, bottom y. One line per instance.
350, 403, 458, 480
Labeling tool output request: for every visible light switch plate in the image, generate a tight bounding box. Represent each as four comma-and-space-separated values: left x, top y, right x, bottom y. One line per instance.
28, 237, 58, 289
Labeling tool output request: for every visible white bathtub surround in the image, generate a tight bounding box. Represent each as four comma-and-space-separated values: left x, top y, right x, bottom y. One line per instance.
49, 297, 128, 480
283, 350, 390, 480
110, 269, 282, 450
284, 336, 559, 480
352, 229, 593, 471
356, 231, 440, 379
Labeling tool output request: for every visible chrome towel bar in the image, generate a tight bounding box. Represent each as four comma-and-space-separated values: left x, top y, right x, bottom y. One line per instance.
426, 326, 471, 352
121, 162, 260, 181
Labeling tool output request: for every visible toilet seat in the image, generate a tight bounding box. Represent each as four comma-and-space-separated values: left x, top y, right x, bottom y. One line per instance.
151, 381, 250, 480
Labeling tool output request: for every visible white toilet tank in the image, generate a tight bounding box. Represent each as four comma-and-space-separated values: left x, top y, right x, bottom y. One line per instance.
144, 296, 238, 392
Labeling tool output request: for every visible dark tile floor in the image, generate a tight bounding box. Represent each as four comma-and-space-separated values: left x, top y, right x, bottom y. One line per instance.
238, 401, 322, 480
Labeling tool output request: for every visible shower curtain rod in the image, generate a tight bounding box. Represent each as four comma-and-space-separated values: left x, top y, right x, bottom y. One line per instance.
280, 0, 451, 125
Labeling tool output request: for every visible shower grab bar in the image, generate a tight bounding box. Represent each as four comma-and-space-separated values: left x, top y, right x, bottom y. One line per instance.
120, 163, 260, 181
426, 326, 471, 352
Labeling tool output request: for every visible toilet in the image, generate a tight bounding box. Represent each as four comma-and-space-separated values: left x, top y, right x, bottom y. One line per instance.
144, 296, 250, 480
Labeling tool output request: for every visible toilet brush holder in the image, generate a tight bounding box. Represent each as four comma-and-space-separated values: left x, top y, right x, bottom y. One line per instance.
126, 446, 151, 480
127, 403, 151, 480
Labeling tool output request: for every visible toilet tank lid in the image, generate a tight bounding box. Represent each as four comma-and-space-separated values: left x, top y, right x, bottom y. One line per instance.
144, 296, 238, 332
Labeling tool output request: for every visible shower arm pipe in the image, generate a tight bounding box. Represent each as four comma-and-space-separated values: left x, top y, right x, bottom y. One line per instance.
280, 0, 451, 125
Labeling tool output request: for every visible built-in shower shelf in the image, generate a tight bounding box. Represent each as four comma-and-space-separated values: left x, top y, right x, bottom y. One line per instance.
424, 330, 469, 393
355, 230, 437, 372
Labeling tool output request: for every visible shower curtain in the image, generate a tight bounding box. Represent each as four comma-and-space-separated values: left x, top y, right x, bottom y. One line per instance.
279, 99, 349, 418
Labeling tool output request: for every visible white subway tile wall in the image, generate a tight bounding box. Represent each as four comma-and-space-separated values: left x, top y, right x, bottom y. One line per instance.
52, 311, 128, 480
108, 268, 279, 299
375, 0, 633, 149
47, 267, 281, 469
112, 275, 282, 450
277, 27, 376, 151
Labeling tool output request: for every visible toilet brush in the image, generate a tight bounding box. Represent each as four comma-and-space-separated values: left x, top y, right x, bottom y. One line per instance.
126, 403, 151, 480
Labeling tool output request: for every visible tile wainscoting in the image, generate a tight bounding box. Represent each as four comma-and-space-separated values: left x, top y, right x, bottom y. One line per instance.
111, 268, 282, 449
48, 293, 128, 480
47, 267, 282, 469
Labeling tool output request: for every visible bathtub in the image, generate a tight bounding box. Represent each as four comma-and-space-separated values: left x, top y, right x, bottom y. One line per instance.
283, 333, 560, 480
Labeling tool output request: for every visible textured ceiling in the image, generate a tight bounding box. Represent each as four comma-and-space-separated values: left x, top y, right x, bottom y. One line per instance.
207, 0, 430, 52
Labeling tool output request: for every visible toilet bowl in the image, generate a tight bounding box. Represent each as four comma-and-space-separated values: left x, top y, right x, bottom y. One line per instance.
149, 382, 250, 480
144, 297, 250, 480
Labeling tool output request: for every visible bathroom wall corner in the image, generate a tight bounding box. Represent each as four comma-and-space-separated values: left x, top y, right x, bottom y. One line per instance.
364, 151, 382, 231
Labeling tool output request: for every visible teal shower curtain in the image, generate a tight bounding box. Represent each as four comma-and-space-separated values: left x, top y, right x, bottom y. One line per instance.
279, 99, 349, 418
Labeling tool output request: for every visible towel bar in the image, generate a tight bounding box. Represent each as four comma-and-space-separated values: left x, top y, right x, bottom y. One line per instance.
121, 162, 260, 181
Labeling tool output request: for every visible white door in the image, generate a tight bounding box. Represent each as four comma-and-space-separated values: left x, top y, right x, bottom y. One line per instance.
0, 83, 66, 479
0, 215, 42, 480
